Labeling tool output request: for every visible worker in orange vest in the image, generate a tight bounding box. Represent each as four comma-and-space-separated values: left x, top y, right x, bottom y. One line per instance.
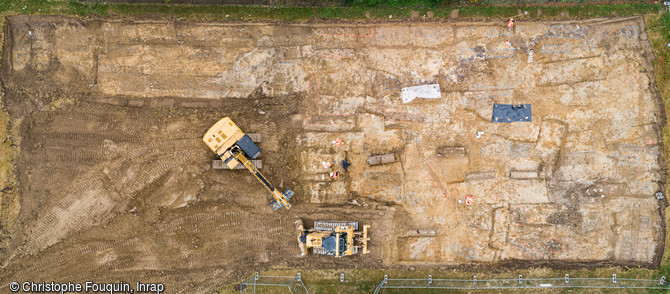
508, 18, 516, 32
330, 171, 340, 179
465, 194, 474, 205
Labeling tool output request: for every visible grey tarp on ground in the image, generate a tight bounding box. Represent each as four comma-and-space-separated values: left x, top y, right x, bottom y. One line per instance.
491, 104, 532, 123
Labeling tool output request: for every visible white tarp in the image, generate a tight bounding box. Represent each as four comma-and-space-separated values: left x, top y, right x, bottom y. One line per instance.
401, 84, 441, 103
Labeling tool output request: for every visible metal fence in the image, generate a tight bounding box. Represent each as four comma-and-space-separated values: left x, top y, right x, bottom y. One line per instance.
373, 274, 670, 293
238, 272, 309, 294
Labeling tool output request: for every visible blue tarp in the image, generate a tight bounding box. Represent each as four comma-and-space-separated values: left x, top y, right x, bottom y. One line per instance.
491, 104, 532, 123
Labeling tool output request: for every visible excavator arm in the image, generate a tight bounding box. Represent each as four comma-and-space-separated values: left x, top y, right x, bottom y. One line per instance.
230, 147, 293, 210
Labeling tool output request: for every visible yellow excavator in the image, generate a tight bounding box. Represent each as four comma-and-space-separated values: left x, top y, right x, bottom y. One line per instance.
203, 117, 293, 210
296, 219, 369, 257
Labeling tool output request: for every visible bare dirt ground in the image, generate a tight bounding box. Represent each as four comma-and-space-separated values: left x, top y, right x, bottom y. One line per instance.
0, 14, 666, 293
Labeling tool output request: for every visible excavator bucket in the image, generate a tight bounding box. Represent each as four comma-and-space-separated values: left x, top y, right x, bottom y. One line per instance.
270, 188, 294, 210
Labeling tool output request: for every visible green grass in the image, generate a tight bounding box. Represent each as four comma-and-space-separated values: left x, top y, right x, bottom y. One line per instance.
646, 10, 670, 291
0, 1, 663, 22
346, 0, 443, 7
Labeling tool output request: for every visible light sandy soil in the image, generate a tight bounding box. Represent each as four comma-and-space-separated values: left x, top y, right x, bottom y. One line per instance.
0, 15, 665, 293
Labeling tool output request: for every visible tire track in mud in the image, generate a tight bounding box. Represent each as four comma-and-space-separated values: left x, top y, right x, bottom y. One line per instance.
19, 104, 211, 256
4, 238, 141, 283
151, 208, 298, 274
38, 132, 137, 144
60, 210, 295, 294
38, 147, 103, 165
25, 182, 118, 254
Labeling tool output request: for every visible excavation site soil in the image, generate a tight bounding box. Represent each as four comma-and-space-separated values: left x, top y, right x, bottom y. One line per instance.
0, 14, 666, 293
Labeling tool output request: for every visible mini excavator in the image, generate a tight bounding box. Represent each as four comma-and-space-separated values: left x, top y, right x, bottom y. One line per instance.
296, 219, 370, 257
203, 117, 293, 210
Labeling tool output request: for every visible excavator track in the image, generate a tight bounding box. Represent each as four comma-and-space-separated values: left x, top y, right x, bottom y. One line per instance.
314, 221, 359, 231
